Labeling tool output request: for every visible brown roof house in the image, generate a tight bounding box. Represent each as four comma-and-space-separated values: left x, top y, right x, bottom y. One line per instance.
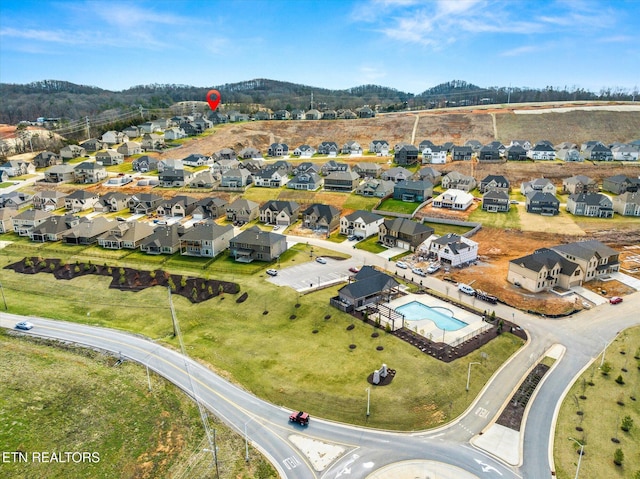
32, 190, 68, 211
97, 221, 155, 250
139, 224, 182, 255
62, 217, 113, 245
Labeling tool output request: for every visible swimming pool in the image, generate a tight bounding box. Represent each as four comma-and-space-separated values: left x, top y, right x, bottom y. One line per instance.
395, 301, 468, 331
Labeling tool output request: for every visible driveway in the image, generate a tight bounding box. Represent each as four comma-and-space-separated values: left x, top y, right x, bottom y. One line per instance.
610, 271, 640, 290
377, 246, 406, 259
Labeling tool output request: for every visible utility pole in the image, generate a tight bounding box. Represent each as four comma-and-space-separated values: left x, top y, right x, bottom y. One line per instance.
85, 116, 90, 140
507, 83, 512, 104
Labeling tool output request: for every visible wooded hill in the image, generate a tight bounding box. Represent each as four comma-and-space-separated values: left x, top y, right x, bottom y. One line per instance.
0, 78, 636, 125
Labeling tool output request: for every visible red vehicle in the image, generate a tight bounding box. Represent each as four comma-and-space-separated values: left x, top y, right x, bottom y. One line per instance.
609, 296, 623, 304
289, 411, 310, 426
349, 267, 360, 273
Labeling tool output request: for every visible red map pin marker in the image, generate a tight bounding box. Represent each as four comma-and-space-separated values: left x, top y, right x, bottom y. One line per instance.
206, 90, 221, 111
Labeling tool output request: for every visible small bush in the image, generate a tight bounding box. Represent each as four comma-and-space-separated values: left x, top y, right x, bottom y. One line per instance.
601, 362, 612, 376
621, 415, 634, 432
614, 448, 624, 466
615, 375, 625, 385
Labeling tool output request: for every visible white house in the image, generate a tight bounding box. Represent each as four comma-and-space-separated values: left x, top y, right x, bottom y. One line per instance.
339, 210, 384, 239
420, 233, 479, 267
432, 189, 475, 210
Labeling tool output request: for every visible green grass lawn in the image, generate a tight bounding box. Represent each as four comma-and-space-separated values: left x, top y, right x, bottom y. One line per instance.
0, 182, 15, 188
423, 221, 474, 236
553, 326, 640, 479
0, 249, 523, 430
468, 205, 521, 229
376, 198, 420, 214
0, 334, 275, 479
341, 194, 380, 211
354, 235, 387, 254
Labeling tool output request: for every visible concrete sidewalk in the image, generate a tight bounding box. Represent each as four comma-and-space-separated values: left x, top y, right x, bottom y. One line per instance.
365, 460, 480, 479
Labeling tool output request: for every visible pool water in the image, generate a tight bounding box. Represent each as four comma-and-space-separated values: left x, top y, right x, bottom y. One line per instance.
395, 301, 468, 331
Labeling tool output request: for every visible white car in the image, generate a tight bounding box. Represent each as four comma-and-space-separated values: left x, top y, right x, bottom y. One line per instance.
412, 267, 426, 277
426, 263, 441, 274
458, 284, 476, 295
396, 261, 408, 269
15, 321, 34, 330
266, 269, 278, 276
316, 257, 327, 264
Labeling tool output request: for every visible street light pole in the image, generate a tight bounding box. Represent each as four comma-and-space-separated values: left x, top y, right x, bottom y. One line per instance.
568, 437, 584, 479
244, 421, 249, 462
466, 362, 481, 392
365, 387, 370, 416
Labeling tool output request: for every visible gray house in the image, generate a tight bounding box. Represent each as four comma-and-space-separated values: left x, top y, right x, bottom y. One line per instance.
225, 198, 259, 223
324, 170, 360, 192
229, 227, 288, 262
140, 224, 182, 255
179, 221, 234, 258
482, 190, 510, 212
602, 175, 640, 194
302, 204, 340, 233
479, 175, 510, 193
393, 180, 433, 202
287, 172, 323, 191
378, 218, 434, 252
525, 191, 560, 216
566, 193, 614, 218
394, 144, 420, 166
612, 191, 640, 216
355, 179, 395, 198
259, 200, 300, 226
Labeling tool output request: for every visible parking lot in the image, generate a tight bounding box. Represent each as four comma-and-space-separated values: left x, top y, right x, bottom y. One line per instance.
266, 256, 365, 292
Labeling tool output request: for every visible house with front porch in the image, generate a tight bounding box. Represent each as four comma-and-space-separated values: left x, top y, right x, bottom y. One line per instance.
32, 190, 68, 211
566, 193, 614, 218
267, 143, 289, 157
292, 145, 316, 157
193, 197, 227, 220
339, 210, 383, 239
96, 149, 124, 165
378, 218, 434, 251
479, 175, 510, 194
73, 161, 107, 184
0, 160, 36, 177
64, 190, 100, 212
252, 166, 289, 188
179, 221, 234, 258
128, 193, 163, 214
156, 195, 198, 217
226, 198, 259, 223
116, 142, 142, 157
44, 164, 76, 183
259, 200, 300, 226
302, 204, 340, 233
521, 178, 556, 196
507, 248, 583, 293
369, 140, 389, 156
229, 227, 288, 262
94, 191, 131, 213
552, 240, 620, 283
32, 151, 61, 168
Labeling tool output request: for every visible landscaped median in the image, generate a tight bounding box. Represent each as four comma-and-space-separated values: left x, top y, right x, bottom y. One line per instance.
553, 326, 640, 478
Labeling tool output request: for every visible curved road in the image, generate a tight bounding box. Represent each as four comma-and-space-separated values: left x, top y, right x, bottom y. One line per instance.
2, 237, 639, 478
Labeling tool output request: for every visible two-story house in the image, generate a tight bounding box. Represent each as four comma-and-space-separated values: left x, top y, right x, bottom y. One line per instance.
229, 227, 288, 262
339, 210, 384, 239
378, 218, 434, 252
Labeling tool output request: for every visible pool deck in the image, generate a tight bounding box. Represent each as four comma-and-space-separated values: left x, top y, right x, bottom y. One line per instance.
386, 293, 487, 346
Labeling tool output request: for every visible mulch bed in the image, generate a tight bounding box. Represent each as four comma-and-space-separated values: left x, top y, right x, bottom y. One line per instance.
496, 363, 550, 431
5, 257, 240, 304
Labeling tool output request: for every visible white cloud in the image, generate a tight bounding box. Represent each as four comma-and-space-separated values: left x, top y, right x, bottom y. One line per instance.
500, 45, 540, 57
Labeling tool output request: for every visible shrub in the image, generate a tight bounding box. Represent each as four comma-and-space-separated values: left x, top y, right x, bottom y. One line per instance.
39, 261, 47, 269
601, 361, 612, 376
74, 265, 80, 273
180, 276, 187, 288
621, 415, 634, 432
385, 323, 391, 333
49, 263, 56, 271
615, 375, 625, 385
614, 448, 624, 466
150, 270, 156, 279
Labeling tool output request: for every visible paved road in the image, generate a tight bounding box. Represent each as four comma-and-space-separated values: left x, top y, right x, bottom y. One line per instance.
2, 237, 639, 478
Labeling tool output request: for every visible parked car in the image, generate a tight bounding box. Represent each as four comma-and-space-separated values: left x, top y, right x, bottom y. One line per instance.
396, 261, 408, 269
316, 257, 327, 264
412, 267, 426, 277
509, 200, 519, 205
458, 283, 476, 295
426, 263, 441, 274
349, 266, 360, 273
15, 321, 34, 330
609, 296, 623, 304
266, 269, 278, 276
347, 234, 356, 241
272, 225, 280, 231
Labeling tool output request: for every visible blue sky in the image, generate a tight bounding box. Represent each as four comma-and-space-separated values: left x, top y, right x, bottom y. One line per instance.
1, 0, 638, 94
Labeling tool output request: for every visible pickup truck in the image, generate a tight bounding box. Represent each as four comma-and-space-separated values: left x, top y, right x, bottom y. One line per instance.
289, 411, 310, 426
